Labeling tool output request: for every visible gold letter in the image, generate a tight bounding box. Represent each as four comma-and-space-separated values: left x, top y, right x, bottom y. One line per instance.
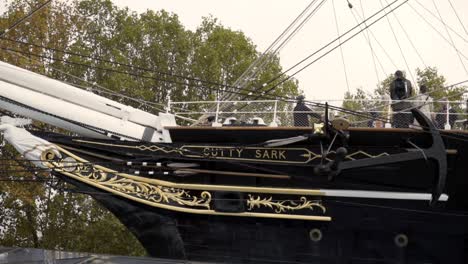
279, 150, 286, 160
236, 149, 244, 158
203, 148, 210, 156
271, 150, 278, 159
255, 150, 262, 158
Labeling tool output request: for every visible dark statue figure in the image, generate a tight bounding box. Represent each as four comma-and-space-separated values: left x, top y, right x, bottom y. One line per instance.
390, 70, 414, 128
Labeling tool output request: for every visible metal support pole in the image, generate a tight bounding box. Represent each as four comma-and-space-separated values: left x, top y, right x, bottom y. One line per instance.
213, 100, 222, 127
444, 101, 451, 130
270, 100, 278, 127
385, 97, 392, 128
166, 98, 171, 113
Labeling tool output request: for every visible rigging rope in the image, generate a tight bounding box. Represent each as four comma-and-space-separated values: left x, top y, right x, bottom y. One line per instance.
0, 0, 52, 38
257, 0, 402, 96
430, 0, 468, 77
408, 2, 468, 62
265, 0, 409, 93
2, 38, 465, 135
213, 0, 328, 122
221, 0, 322, 102
0, 37, 241, 92
332, 0, 351, 93
340, 77, 468, 127
350, 9, 397, 70
378, 0, 416, 85
349, 87, 468, 131
359, 0, 381, 84
446, 0, 468, 37
0, 0, 462, 132
0, 42, 396, 126
412, 0, 468, 45
1, 47, 166, 114
382, 0, 427, 68
349, 9, 387, 76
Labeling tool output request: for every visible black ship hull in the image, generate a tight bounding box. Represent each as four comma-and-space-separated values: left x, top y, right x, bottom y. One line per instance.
34, 120, 468, 263
64, 176, 468, 263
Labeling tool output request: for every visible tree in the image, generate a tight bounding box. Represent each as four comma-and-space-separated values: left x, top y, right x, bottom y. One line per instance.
341, 67, 467, 126
0, 0, 299, 256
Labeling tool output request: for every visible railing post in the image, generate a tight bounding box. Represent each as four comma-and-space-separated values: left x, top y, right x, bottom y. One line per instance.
166, 98, 171, 113
213, 100, 222, 127
270, 100, 278, 127
385, 96, 392, 128
444, 100, 451, 130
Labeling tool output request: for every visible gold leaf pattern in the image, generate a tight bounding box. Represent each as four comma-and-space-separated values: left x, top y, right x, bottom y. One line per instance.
247, 195, 326, 214
54, 163, 211, 209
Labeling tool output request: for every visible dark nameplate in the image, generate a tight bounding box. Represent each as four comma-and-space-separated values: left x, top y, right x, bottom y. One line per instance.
180, 145, 321, 164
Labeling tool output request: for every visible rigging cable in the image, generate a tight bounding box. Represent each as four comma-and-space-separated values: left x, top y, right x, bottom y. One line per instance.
0, 0, 174, 114
347, 1, 383, 83
413, 0, 468, 45
0, 47, 203, 114
0, 0, 52, 38
446, 0, 468, 37
430, 0, 468, 77
0, 28, 463, 130
264, 0, 409, 93
1, 46, 202, 115
349, 13, 387, 77
1, 48, 166, 113
0, 45, 259, 99
349, 10, 397, 70
407, 2, 468, 62
340, 77, 468, 129
3, 41, 465, 132
216, 0, 327, 120
0, 36, 261, 112
1, 0, 400, 113
349, 87, 468, 130
221, 0, 321, 102
0, 37, 243, 92
2, 44, 378, 122
378, 0, 416, 85
359, 0, 381, 84
257, 0, 401, 94
332, 0, 351, 93
382, 0, 427, 68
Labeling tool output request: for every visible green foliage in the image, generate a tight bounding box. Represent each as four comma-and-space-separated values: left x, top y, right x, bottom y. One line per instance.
342, 67, 467, 114
0, 0, 299, 256
415, 67, 466, 112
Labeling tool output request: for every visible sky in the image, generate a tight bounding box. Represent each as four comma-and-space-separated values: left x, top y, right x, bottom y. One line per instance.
111, 0, 468, 101
3, 0, 468, 101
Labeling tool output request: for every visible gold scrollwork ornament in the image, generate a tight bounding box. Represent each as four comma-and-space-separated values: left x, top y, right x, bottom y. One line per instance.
247, 195, 326, 214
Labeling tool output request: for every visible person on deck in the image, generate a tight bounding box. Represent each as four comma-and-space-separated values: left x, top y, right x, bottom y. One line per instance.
293, 95, 321, 127
201, 115, 215, 126
413, 84, 434, 126
390, 70, 414, 128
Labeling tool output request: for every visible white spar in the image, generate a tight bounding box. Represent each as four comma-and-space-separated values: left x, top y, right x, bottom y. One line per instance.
0, 116, 60, 168
0, 60, 176, 142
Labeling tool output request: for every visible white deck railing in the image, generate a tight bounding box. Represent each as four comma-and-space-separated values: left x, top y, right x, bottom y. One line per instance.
167, 99, 467, 130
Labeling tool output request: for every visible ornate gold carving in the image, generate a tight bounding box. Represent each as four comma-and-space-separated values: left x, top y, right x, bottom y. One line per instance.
302, 149, 389, 162
247, 195, 326, 214
301, 150, 322, 162
345, 150, 389, 160
42, 147, 332, 221
313, 123, 324, 134
54, 162, 212, 209
73, 139, 186, 155
73, 140, 389, 164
